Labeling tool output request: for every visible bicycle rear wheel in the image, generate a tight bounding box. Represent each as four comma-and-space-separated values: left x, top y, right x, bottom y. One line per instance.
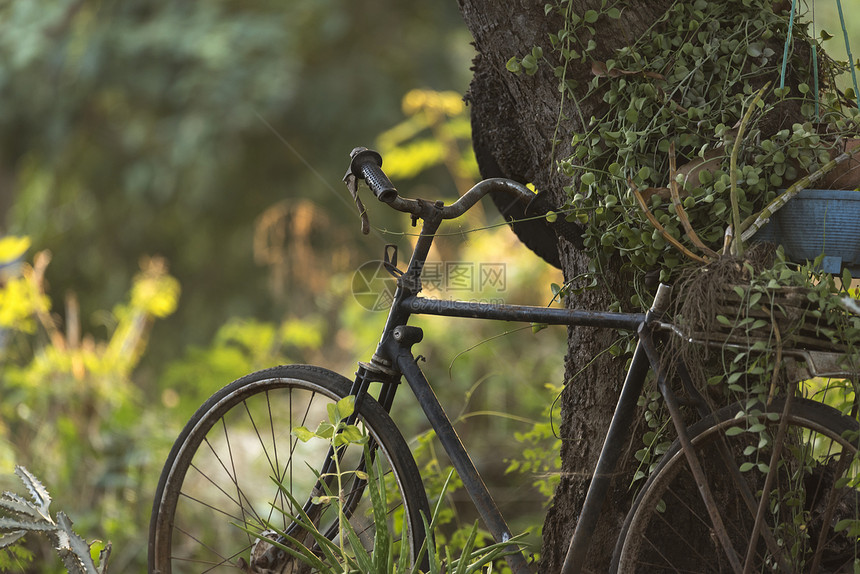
613, 396, 860, 573
149, 365, 430, 573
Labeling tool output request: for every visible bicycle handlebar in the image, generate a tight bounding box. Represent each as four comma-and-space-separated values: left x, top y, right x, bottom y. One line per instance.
347, 147, 536, 221
437, 178, 535, 218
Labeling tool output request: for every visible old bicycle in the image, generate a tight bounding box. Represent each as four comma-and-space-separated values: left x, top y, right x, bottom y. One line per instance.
149, 148, 860, 573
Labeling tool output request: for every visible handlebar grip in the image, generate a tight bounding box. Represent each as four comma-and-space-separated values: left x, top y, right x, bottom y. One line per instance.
349, 148, 398, 203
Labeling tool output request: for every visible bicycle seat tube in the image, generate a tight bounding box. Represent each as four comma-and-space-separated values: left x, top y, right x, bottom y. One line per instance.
561, 283, 672, 574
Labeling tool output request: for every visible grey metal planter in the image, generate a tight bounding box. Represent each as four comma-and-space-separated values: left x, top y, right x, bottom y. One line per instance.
752, 189, 860, 276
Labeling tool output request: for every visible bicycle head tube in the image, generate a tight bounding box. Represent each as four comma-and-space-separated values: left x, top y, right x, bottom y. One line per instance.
648, 283, 672, 319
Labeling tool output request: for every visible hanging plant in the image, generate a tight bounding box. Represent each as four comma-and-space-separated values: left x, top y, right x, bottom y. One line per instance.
511, 0, 860, 300
504, 0, 860, 501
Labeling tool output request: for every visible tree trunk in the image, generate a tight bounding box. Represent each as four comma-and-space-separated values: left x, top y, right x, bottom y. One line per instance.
458, 1, 671, 571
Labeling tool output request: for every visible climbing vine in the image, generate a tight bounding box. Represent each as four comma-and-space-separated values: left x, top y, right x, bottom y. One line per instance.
509, 0, 859, 305
504, 6, 860, 548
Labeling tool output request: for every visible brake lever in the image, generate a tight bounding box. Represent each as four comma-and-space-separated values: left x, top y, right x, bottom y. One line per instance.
343, 167, 371, 235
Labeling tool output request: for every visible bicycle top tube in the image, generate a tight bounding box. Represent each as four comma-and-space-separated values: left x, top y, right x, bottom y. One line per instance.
401, 295, 647, 331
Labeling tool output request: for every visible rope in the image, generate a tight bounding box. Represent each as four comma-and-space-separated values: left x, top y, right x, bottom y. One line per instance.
836, 0, 860, 108
780, 0, 859, 113
778, 0, 798, 90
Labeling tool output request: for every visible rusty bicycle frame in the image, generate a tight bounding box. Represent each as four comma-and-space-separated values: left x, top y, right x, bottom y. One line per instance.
328, 146, 860, 573
339, 147, 716, 574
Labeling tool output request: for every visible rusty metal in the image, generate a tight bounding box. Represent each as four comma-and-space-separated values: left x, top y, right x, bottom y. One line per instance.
401, 295, 645, 330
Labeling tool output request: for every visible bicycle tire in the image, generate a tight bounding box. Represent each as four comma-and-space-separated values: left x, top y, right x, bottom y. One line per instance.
612, 396, 860, 573
149, 364, 430, 574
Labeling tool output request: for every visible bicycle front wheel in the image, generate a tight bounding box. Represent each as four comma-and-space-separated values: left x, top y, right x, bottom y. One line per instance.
149, 365, 430, 574
613, 396, 860, 573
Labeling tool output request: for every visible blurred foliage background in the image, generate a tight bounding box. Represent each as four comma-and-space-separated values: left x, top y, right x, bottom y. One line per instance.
0, 0, 565, 571
1, 0, 858, 571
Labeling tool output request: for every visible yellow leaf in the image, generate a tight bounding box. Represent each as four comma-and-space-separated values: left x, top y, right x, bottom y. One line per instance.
0, 236, 30, 266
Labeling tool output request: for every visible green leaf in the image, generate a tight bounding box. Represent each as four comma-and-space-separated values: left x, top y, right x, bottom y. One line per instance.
505, 57, 522, 74
340, 424, 364, 444
335, 395, 355, 420
0, 518, 54, 531
15, 467, 51, 513
545, 210, 558, 223
725, 426, 745, 436
316, 422, 335, 440
835, 518, 856, 533
343, 517, 374, 574
521, 54, 538, 75
739, 462, 755, 472
836, 476, 853, 489
584, 9, 599, 23
291, 426, 316, 442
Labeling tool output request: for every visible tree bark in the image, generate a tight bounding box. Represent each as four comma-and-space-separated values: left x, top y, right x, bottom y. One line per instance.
458, 1, 671, 571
